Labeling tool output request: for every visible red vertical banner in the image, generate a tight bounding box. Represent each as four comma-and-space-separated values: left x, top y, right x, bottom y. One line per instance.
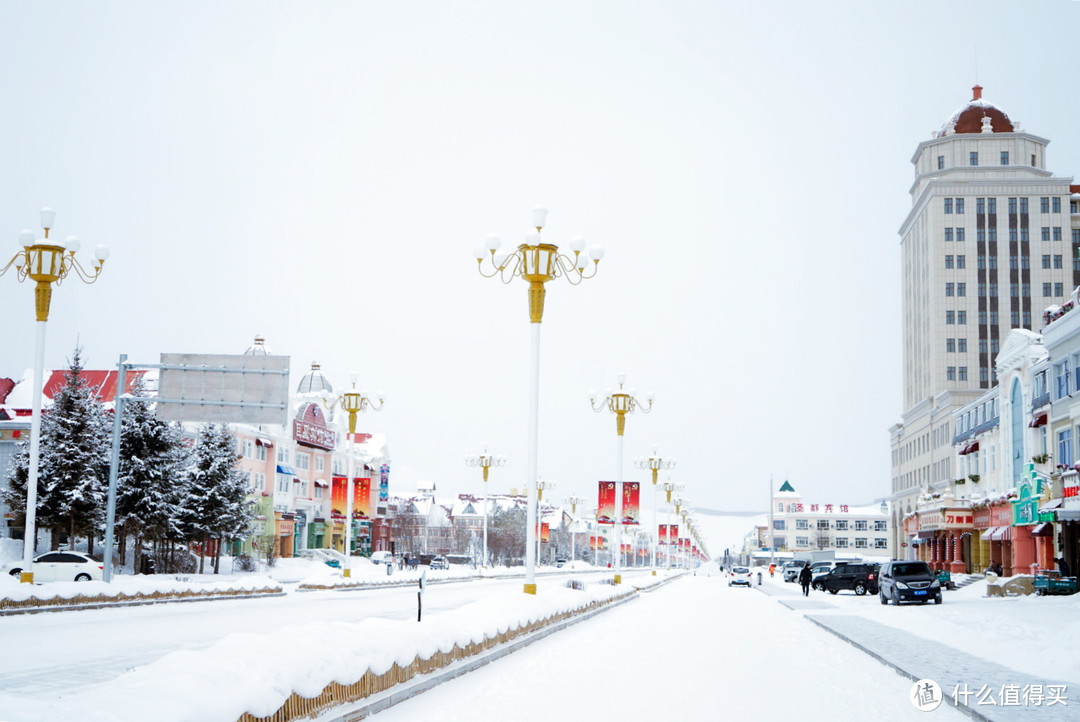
658, 524, 668, 545
354, 478, 371, 519
622, 482, 640, 525
598, 481, 616, 524
331, 476, 347, 516
670, 524, 679, 542
536, 522, 550, 542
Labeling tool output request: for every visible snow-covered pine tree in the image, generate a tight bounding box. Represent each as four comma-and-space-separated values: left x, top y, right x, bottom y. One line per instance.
115, 375, 188, 573
182, 423, 253, 574
3, 347, 111, 554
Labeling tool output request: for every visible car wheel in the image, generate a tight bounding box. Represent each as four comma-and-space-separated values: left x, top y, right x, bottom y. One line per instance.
8, 568, 21, 577
890, 590, 899, 606
934, 594, 942, 605
813, 582, 823, 591
879, 591, 887, 605
828, 588, 838, 595
75, 573, 91, 582
854, 582, 866, 596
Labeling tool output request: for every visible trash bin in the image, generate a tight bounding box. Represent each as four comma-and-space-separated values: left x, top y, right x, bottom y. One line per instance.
757, 571, 762, 585
140, 553, 156, 575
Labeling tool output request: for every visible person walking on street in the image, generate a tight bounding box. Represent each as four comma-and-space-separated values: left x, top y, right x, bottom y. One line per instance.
798, 564, 813, 596
1057, 557, 1071, 577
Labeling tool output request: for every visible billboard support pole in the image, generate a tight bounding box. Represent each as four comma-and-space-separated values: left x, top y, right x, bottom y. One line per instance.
102, 354, 128, 583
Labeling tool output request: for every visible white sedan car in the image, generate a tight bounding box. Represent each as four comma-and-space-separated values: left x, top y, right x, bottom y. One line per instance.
3, 551, 104, 582
728, 566, 753, 587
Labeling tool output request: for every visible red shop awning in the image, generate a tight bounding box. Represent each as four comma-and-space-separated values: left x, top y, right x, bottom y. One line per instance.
1029, 413, 1048, 428
1029, 522, 1054, 537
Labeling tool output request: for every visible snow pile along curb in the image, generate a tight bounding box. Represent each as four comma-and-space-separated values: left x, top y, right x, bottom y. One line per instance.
0, 575, 284, 613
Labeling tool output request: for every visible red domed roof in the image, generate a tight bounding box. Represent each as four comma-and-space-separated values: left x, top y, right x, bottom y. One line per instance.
937, 85, 1015, 138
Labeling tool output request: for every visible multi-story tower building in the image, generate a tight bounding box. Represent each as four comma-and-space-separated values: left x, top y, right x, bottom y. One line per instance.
889, 85, 1080, 553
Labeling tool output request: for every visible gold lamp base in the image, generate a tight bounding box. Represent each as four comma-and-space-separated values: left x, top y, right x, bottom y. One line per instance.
523, 583, 537, 595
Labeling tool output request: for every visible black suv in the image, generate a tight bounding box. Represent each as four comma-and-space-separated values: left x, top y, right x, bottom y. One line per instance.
814, 563, 879, 596
878, 561, 942, 605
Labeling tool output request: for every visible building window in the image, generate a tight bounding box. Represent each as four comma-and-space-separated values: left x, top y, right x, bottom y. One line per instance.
946, 338, 956, 353
316, 456, 325, 472
1000, 151, 1009, 165
958, 338, 967, 352
956, 227, 965, 242
1056, 360, 1071, 399
1054, 227, 1063, 241
1056, 283, 1065, 296
945, 255, 954, 269
276, 474, 290, 493
795, 519, 809, 530
945, 282, 954, 297
1021, 198, 1029, 215
969, 151, 979, 166
945, 228, 954, 242
835, 537, 849, 548
1054, 254, 1063, 269
957, 283, 966, 297
773, 519, 785, 530
256, 444, 267, 462
1011, 311, 1020, 326
1009, 228, 1018, 242
314, 485, 324, 499
817, 519, 830, 530
855, 538, 869, 549
1053, 197, 1062, 214
979, 339, 987, 353
956, 198, 964, 214
989, 226, 997, 242
1021, 227, 1030, 242
988, 198, 996, 214
990, 311, 999, 326
1044, 283, 1053, 297
1009, 197, 1017, 215
958, 310, 967, 325
977, 228, 986, 243
1022, 283, 1030, 297
977, 282, 986, 297
938, 155, 945, 170
875, 538, 888, 549
944, 198, 953, 214
835, 520, 849, 531
1010, 283, 1019, 297
1042, 227, 1051, 242
976, 198, 985, 215
296, 453, 310, 471
1041, 197, 1051, 214
958, 367, 968, 381
947, 366, 956, 381
1043, 255, 1052, 269
855, 520, 868, 531
989, 284, 998, 298
1059, 428, 1074, 467
946, 310, 955, 325
242, 439, 254, 458
956, 255, 965, 269
875, 520, 887, 532
980, 367, 989, 384
796, 536, 809, 548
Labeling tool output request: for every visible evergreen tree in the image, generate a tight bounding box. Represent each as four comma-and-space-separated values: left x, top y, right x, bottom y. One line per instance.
3, 347, 110, 552
182, 423, 252, 573
115, 376, 188, 569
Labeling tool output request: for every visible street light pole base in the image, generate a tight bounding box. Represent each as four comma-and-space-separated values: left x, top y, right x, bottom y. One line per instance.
614, 574, 622, 585
652, 570, 657, 576
523, 583, 537, 595
20, 571, 33, 584
343, 569, 351, 579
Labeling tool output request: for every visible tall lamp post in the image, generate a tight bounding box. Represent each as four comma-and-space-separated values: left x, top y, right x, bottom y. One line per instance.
563, 495, 584, 567
2, 208, 109, 583
465, 446, 505, 569
330, 375, 383, 578
635, 448, 675, 575
476, 207, 603, 594
661, 481, 683, 568
590, 374, 653, 584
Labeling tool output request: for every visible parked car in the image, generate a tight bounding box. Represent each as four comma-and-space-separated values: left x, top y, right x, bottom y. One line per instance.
298, 549, 340, 568
728, 566, 752, 587
878, 560, 942, 605
429, 555, 449, 570
369, 550, 394, 566
815, 563, 880, 596
2, 551, 104, 582
782, 560, 808, 582
555, 558, 568, 568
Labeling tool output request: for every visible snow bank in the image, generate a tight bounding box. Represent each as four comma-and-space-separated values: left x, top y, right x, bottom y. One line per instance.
0, 573, 282, 611
19, 577, 638, 722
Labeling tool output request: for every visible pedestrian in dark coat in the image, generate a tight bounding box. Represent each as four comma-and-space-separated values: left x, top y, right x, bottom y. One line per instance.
798, 564, 813, 596
1057, 557, 1071, 577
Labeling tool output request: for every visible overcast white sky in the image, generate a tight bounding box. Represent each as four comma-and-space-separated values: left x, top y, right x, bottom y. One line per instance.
4, 1, 1080, 524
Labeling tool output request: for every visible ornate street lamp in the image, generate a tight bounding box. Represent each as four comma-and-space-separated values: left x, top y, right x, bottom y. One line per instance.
590, 374, 652, 583
2, 208, 109, 583
536, 478, 556, 567
329, 375, 383, 578
635, 448, 676, 574
476, 207, 603, 594
465, 446, 506, 569
563, 495, 584, 566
